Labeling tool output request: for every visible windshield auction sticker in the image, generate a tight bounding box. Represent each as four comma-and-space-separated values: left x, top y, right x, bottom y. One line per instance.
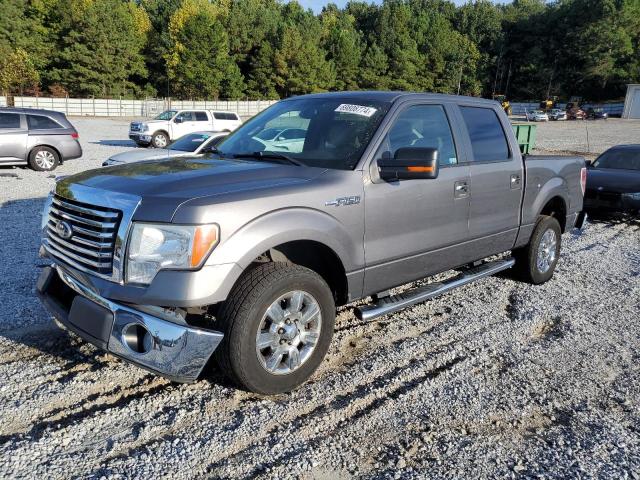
335, 104, 378, 117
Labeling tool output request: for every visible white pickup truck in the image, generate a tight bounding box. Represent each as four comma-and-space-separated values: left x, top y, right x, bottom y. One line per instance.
129, 109, 242, 148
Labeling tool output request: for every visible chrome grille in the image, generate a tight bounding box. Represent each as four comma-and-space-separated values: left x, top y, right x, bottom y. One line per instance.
130, 122, 142, 132
46, 195, 122, 275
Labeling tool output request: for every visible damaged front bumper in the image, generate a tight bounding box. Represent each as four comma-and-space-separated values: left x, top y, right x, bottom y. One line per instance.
36, 264, 223, 383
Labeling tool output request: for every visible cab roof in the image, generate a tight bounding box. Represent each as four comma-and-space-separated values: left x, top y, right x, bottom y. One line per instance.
283, 91, 499, 107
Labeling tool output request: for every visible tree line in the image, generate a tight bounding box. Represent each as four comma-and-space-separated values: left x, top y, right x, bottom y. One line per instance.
1, 0, 638, 102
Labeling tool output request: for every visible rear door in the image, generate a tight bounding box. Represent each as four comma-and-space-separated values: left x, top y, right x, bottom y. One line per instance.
458, 105, 523, 256
0, 112, 27, 162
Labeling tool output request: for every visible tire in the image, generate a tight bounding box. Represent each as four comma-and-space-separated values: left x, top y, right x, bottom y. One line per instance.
151, 131, 169, 148
513, 215, 562, 284
214, 262, 335, 394
28, 146, 60, 171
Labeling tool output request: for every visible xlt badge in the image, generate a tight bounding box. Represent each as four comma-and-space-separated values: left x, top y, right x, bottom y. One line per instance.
325, 196, 361, 207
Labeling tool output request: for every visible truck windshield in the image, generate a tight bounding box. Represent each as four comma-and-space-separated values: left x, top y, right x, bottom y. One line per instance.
216, 98, 390, 170
168, 133, 214, 152
154, 110, 177, 120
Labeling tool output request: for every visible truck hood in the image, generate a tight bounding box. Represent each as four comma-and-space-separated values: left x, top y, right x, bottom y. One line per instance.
108, 149, 188, 163
586, 168, 640, 194
57, 157, 327, 222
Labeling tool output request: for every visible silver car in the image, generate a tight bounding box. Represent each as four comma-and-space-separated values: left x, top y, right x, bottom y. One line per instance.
0, 108, 82, 171
103, 131, 227, 166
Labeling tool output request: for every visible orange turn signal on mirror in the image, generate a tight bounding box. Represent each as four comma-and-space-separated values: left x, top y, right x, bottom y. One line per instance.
406, 166, 434, 173
190, 225, 220, 267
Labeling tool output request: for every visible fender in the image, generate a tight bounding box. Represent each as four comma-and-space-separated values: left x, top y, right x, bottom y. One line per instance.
515, 175, 569, 248
206, 207, 361, 272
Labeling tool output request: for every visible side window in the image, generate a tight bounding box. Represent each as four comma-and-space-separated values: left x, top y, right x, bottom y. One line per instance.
27, 115, 62, 130
176, 111, 194, 122
377, 105, 457, 166
213, 112, 225, 120
0, 113, 21, 129
279, 128, 306, 140
194, 111, 208, 121
460, 107, 510, 162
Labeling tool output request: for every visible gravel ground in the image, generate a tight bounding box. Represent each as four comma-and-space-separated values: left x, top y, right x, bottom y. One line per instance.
1, 118, 639, 478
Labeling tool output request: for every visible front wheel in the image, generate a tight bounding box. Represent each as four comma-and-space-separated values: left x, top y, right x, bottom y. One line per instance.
214, 263, 335, 394
151, 131, 169, 148
513, 215, 562, 284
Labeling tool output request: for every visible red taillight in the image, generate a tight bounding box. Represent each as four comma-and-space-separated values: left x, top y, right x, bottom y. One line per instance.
71, 132, 79, 139
580, 167, 587, 196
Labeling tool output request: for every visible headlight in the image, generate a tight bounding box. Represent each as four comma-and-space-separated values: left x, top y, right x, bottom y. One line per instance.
126, 223, 219, 285
140, 123, 149, 132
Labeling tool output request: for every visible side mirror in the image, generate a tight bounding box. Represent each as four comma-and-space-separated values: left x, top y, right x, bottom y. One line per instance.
174, 117, 183, 123
377, 147, 439, 181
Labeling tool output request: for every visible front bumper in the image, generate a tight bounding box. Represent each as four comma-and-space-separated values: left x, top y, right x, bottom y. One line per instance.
584, 191, 640, 214
36, 265, 223, 382
129, 133, 152, 143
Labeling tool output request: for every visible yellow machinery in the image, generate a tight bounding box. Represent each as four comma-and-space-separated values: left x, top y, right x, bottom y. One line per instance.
493, 95, 512, 115
539, 96, 558, 111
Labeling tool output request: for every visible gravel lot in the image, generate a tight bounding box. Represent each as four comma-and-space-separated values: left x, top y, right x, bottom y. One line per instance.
1, 118, 639, 478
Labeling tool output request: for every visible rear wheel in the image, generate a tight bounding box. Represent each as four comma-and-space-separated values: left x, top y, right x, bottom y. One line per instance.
214, 263, 335, 394
514, 215, 562, 284
28, 146, 59, 171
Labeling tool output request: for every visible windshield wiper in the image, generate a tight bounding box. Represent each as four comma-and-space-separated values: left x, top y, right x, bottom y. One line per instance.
231, 151, 305, 166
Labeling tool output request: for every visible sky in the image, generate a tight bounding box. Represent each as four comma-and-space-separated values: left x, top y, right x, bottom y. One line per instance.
295, 0, 477, 12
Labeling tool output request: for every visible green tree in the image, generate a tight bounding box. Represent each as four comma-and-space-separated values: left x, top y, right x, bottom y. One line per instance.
49, 0, 150, 97
320, 6, 363, 90
0, 46, 40, 95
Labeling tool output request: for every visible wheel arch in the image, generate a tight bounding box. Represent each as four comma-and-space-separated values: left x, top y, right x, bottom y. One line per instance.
28, 144, 61, 163
539, 195, 568, 232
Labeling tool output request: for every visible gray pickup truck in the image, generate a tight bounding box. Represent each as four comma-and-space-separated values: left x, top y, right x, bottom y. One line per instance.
37, 92, 586, 394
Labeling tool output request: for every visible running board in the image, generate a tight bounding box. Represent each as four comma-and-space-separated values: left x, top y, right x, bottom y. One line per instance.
354, 258, 515, 321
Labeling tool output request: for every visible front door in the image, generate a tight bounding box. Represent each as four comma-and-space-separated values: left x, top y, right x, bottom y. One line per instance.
363, 103, 471, 295
171, 111, 197, 139
0, 112, 27, 162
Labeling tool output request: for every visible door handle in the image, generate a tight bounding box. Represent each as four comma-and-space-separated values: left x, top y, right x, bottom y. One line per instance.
510, 174, 522, 189
454, 181, 469, 198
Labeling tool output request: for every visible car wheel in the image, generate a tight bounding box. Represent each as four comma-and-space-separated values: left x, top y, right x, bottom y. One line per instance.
28, 146, 60, 171
151, 132, 169, 148
513, 215, 562, 285
214, 262, 335, 394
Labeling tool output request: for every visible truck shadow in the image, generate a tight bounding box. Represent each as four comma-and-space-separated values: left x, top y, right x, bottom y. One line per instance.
90, 140, 139, 148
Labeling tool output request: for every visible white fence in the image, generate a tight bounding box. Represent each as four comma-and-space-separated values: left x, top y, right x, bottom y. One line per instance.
6, 96, 625, 118
11, 97, 277, 118
510, 102, 625, 116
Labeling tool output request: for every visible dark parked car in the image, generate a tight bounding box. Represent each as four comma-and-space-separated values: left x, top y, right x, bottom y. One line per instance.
587, 107, 608, 120
0, 108, 82, 171
584, 145, 640, 215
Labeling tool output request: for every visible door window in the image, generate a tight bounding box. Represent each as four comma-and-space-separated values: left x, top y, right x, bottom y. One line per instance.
0, 113, 21, 129
194, 111, 208, 121
176, 111, 195, 122
377, 105, 458, 166
460, 107, 510, 162
27, 115, 63, 130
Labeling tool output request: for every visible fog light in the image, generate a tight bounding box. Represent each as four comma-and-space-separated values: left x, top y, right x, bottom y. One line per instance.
122, 323, 153, 354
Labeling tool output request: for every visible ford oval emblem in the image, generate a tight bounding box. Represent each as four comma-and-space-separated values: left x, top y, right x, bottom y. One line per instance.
55, 220, 73, 240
